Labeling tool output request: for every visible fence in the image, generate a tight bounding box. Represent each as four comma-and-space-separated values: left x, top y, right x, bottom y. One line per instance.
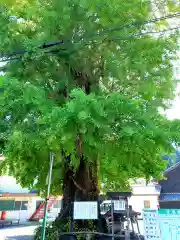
59, 231, 144, 240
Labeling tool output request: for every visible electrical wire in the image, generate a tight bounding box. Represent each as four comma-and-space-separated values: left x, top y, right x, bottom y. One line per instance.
71, 26, 180, 55
1, 40, 67, 58
107, 26, 180, 42
0, 48, 71, 63
0, 25, 179, 63
97, 12, 180, 36
0, 12, 179, 59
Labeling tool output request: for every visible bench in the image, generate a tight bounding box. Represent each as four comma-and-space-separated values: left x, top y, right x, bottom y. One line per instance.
0, 219, 20, 228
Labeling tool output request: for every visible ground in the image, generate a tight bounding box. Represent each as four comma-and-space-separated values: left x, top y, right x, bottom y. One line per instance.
0, 225, 36, 240
0, 221, 144, 239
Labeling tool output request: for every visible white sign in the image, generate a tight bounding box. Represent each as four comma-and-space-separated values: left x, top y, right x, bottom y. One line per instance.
158, 209, 180, 240
143, 209, 161, 240
73, 201, 98, 220
113, 200, 126, 210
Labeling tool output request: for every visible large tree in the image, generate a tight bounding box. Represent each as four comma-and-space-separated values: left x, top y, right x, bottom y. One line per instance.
0, 0, 180, 232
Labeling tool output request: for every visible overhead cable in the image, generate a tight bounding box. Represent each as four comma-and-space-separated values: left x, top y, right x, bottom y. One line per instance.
1, 12, 179, 59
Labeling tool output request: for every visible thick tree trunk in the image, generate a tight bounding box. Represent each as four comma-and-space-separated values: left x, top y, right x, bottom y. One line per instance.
54, 68, 100, 235
55, 156, 99, 233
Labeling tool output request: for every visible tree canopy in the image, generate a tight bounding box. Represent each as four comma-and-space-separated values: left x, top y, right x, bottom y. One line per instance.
0, 0, 180, 196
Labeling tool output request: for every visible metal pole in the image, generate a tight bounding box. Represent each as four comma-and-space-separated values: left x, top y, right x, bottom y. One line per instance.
126, 198, 130, 230
69, 202, 73, 233
125, 197, 130, 240
19, 201, 22, 223
41, 152, 54, 240
97, 200, 101, 233
111, 199, 114, 240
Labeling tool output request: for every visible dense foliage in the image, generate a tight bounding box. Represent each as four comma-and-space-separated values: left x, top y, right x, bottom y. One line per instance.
0, 0, 180, 214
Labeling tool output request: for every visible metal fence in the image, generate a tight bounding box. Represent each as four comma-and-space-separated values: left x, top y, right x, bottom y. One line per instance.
58, 231, 144, 240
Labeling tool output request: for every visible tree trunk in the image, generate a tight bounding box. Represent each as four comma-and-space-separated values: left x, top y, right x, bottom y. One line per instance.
54, 68, 100, 235
55, 156, 99, 233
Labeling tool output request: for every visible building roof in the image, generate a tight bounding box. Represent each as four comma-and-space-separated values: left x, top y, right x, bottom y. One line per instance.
160, 193, 180, 201
164, 161, 180, 175
0, 193, 37, 197
160, 161, 180, 194
29, 190, 38, 194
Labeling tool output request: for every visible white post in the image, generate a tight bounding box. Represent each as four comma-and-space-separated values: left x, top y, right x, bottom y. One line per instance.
19, 201, 22, 222
41, 152, 54, 240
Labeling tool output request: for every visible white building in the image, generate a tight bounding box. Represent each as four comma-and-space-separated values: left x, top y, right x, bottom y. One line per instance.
129, 179, 161, 216
0, 171, 160, 222
0, 156, 61, 222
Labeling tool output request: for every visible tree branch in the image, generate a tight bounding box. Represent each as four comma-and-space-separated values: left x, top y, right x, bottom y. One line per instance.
71, 176, 85, 193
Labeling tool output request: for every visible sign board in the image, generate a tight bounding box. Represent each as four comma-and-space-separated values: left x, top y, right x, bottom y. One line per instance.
143, 209, 161, 240
0, 200, 15, 211
113, 200, 126, 210
158, 209, 180, 240
143, 209, 180, 240
73, 201, 98, 220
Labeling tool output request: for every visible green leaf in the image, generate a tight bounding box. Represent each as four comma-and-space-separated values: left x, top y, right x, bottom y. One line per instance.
0, 0, 179, 197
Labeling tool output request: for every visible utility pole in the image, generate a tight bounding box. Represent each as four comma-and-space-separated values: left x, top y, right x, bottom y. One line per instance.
41, 152, 54, 240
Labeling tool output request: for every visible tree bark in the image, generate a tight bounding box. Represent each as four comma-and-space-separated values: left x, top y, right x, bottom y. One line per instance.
55, 155, 99, 232
54, 67, 100, 233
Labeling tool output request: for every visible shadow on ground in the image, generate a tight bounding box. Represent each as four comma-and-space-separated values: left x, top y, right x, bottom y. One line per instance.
7, 236, 33, 240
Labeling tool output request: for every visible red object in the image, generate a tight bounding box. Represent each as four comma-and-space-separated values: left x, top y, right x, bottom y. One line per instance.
1, 211, 6, 220
29, 196, 57, 221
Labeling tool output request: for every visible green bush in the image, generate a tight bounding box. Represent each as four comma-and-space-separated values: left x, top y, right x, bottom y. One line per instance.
34, 219, 97, 240
34, 224, 59, 240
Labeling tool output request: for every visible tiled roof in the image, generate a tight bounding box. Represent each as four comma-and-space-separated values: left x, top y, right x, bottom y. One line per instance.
164, 161, 180, 175
160, 162, 180, 193
29, 190, 38, 194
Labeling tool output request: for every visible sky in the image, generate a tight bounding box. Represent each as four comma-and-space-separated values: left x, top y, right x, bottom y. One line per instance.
166, 83, 180, 120
166, 58, 180, 120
